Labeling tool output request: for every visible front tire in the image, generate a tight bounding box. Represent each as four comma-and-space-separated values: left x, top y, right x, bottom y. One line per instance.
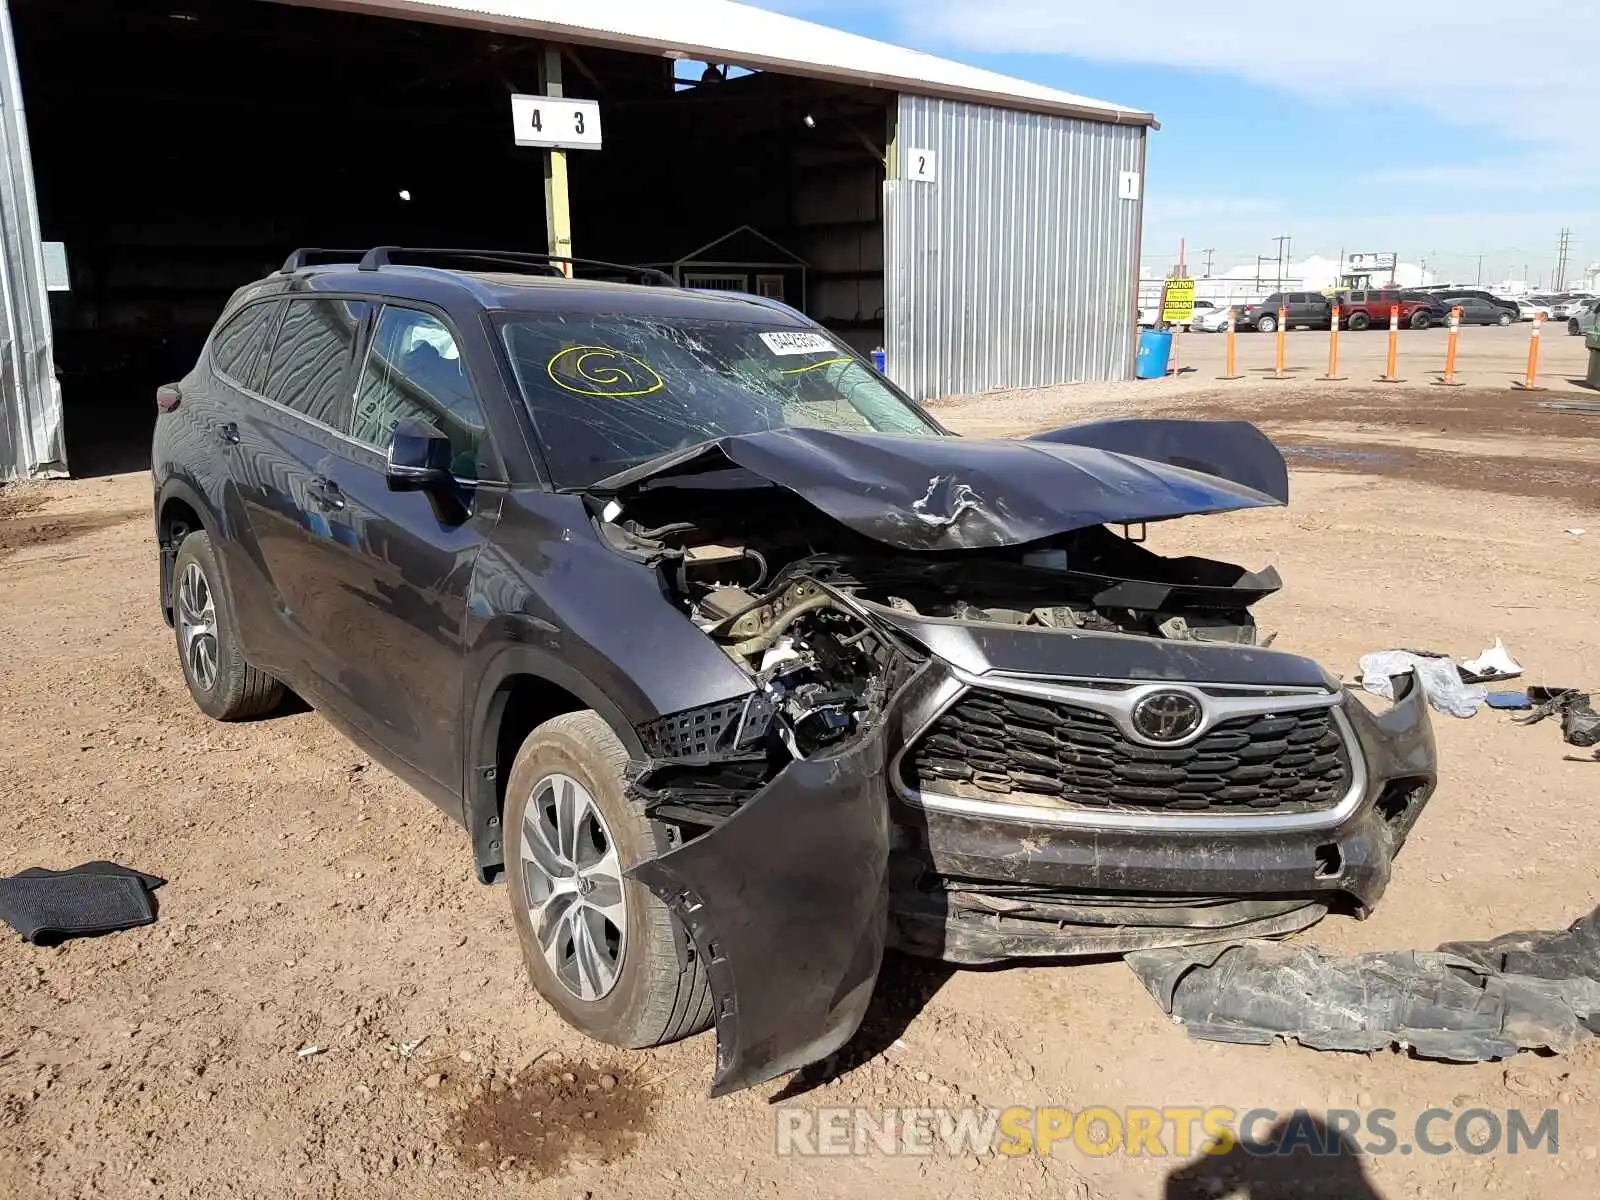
1570, 319, 1581, 336
1410, 311, 1433, 330
504, 711, 713, 1049
171, 532, 284, 721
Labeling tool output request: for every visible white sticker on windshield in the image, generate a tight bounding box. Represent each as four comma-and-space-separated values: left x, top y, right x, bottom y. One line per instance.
760, 331, 837, 357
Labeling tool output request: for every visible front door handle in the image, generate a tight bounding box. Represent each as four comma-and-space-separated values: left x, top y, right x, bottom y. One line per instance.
216, 422, 240, 446
307, 476, 346, 512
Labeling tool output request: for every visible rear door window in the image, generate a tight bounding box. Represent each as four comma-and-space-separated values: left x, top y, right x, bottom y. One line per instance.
349, 306, 488, 477
259, 297, 368, 428
210, 301, 279, 391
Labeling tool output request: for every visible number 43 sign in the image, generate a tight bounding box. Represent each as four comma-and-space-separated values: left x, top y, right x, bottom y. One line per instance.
511, 95, 603, 151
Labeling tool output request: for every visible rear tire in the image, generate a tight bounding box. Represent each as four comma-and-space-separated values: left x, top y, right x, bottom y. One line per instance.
1410, 311, 1433, 330
1347, 312, 1371, 332
171, 532, 284, 721
1497, 311, 1514, 327
1255, 314, 1277, 334
504, 711, 713, 1049
1570, 319, 1581, 336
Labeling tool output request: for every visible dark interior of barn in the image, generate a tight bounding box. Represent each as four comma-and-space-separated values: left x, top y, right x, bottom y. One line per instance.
15, 0, 890, 474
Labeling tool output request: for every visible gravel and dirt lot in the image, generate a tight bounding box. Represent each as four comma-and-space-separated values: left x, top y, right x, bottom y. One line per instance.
4, 343, 1600, 1198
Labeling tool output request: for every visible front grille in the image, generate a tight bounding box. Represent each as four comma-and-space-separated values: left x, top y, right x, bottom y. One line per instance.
905, 688, 1352, 815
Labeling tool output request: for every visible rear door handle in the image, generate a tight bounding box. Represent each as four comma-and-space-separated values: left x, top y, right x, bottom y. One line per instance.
307, 476, 345, 512
216, 422, 240, 446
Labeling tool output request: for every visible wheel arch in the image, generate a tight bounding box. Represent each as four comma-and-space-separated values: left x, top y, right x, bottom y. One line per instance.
465, 647, 648, 884
156, 477, 224, 624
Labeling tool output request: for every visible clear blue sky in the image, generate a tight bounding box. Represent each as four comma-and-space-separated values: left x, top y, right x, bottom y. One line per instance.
757, 1, 1597, 286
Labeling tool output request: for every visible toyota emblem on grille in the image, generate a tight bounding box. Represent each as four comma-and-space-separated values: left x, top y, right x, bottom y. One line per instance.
1131, 691, 1204, 742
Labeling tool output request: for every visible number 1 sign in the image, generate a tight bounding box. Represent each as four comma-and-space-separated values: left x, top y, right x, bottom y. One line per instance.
510, 95, 604, 151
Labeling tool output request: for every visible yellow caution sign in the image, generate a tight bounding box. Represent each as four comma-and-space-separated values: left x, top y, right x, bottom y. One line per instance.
1161, 278, 1196, 323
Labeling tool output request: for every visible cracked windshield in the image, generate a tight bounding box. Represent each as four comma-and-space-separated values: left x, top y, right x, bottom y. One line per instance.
499, 314, 939, 487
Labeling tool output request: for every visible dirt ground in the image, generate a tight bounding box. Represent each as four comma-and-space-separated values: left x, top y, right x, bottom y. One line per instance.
4, 367, 1600, 1199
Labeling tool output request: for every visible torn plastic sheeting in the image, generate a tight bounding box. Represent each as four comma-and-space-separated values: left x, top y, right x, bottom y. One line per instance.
1127, 907, 1600, 1062
1360, 650, 1486, 718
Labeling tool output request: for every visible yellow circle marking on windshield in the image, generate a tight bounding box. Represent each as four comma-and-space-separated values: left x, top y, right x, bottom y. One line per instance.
547, 345, 665, 397
780, 356, 853, 376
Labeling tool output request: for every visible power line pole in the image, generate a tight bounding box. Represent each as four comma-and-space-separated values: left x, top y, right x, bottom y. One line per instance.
1554, 228, 1572, 291
1476, 254, 1483, 285
1200, 248, 1215, 278
1272, 235, 1291, 288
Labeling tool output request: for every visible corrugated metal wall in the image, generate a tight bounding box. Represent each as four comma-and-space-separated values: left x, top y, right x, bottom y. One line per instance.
885, 94, 1145, 400
0, 0, 61, 479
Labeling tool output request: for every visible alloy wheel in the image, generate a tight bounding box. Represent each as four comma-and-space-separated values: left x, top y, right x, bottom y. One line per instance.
520, 773, 628, 1002
177, 561, 219, 692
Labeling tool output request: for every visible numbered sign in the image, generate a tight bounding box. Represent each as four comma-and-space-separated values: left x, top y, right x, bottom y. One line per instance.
510, 95, 603, 151
905, 148, 937, 183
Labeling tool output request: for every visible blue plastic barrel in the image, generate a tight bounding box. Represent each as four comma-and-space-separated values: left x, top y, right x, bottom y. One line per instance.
1135, 330, 1173, 379
870, 348, 888, 374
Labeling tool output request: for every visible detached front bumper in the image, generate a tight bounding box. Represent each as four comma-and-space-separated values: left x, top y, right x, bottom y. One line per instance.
872, 614, 1438, 965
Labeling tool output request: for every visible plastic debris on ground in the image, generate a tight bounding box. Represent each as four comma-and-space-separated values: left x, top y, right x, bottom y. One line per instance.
1359, 651, 1487, 718
1127, 907, 1600, 1061
1486, 691, 1532, 710
1459, 638, 1523, 683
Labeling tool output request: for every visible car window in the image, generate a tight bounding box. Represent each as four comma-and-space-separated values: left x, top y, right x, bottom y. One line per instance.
349, 307, 488, 477
499, 314, 941, 489
210, 301, 278, 391
259, 298, 368, 427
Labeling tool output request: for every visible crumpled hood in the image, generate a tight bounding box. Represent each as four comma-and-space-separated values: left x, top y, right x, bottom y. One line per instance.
589, 419, 1289, 552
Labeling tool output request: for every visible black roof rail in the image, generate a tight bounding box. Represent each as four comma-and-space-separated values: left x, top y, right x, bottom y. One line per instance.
356, 246, 677, 287
280, 248, 367, 272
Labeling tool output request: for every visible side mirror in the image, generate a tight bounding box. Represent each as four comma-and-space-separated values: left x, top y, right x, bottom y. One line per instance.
385, 418, 454, 494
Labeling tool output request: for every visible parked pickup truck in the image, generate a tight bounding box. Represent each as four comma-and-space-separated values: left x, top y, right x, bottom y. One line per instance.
1336, 290, 1444, 331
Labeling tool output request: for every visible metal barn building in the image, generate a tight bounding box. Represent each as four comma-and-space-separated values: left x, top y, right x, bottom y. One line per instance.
0, 0, 1155, 479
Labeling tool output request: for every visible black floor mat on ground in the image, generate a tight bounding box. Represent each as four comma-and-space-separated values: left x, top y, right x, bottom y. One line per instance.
0, 861, 166, 944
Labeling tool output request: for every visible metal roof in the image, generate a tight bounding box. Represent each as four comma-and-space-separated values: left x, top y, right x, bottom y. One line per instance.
280, 0, 1157, 126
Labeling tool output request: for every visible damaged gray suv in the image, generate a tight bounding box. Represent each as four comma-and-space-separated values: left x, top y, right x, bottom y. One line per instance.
152, 248, 1438, 1097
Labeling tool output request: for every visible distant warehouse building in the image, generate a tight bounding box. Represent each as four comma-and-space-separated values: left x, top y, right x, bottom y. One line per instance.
0, 0, 1155, 479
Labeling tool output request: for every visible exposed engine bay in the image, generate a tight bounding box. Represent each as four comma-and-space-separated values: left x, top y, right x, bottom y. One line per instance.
611, 482, 1285, 828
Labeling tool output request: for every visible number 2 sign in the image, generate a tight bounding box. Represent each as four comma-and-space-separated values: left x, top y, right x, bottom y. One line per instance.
510, 95, 603, 151
905, 148, 937, 184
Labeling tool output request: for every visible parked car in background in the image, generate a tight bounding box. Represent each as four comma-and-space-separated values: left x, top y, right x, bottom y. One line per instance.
1553, 297, 1592, 321
1568, 297, 1600, 335
1425, 288, 1519, 322
1237, 292, 1332, 332
1193, 305, 1234, 333
1517, 299, 1551, 321
1337, 290, 1440, 330
1181, 299, 1218, 330
1439, 296, 1518, 326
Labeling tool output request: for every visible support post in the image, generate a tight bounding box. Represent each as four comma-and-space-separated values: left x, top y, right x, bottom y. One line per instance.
1433, 307, 1464, 387
539, 46, 573, 276
1319, 305, 1346, 380
1376, 304, 1403, 382
1512, 314, 1547, 391
1271, 306, 1288, 379
1220, 309, 1243, 379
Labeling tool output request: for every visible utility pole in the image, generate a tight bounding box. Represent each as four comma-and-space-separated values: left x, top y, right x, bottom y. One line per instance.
1476, 254, 1483, 285
1272, 235, 1292, 289
1200, 248, 1215, 278
1554, 228, 1572, 291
